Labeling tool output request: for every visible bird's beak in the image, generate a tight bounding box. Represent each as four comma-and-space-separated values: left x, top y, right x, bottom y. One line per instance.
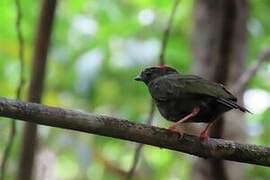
134, 75, 143, 81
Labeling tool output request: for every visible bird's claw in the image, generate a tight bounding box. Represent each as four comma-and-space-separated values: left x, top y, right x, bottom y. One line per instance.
168, 126, 184, 137
199, 132, 209, 142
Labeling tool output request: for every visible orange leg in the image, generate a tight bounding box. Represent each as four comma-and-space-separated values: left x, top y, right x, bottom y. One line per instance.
168, 107, 200, 135
199, 121, 215, 141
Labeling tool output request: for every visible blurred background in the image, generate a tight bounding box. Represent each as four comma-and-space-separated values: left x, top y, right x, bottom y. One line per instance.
0, 0, 270, 179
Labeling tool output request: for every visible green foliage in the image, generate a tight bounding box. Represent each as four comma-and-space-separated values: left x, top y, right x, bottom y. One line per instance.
0, 0, 269, 179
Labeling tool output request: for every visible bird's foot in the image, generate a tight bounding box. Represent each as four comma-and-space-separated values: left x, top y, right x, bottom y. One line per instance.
199, 131, 209, 142
168, 125, 183, 137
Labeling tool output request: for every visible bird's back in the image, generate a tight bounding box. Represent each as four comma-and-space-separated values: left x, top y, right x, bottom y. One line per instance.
148, 74, 236, 101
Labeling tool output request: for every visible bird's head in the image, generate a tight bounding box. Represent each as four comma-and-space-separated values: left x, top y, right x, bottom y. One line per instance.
135, 65, 178, 84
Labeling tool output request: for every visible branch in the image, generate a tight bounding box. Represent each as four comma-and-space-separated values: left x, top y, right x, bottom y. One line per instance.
126, 101, 155, 180
127, 1, 181, 178
94, 150, 128, 177
0, 98, 269, 167
0, 0, 26, 178
232, 47, 270, 94
15, 0, 25, 100
17, 1, 57, 180
159, 0, 180, 65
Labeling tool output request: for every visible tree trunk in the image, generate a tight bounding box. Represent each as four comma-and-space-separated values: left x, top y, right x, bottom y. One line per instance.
16, 1, 57, 180
191, 0, 249, 180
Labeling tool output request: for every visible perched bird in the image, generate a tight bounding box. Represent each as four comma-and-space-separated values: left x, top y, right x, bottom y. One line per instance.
135, 65, 250, 140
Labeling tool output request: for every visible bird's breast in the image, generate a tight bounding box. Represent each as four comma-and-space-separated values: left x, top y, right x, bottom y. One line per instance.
154, 99, 191, 122
154, 96, 225, 123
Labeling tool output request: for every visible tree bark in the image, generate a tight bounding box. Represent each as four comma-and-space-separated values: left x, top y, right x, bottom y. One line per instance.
0, 98, 269, 167
192, 0, 248, 180
16, 1, 57, 180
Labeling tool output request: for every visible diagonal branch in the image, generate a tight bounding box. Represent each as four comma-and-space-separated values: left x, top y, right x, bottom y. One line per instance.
232, 47, 270, 94
0, 97, 269, 167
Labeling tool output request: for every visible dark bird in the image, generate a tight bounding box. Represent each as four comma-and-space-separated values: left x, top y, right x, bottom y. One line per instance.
135, 65, 250, 140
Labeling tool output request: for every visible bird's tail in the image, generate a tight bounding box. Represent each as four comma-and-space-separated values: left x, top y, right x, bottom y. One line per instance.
217, 98, 251, 113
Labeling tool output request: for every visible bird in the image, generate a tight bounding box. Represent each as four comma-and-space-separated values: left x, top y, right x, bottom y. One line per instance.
135, 65, 250, 141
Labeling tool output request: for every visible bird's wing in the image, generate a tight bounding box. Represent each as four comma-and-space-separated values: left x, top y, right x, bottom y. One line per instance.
148, 74, 236, 101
